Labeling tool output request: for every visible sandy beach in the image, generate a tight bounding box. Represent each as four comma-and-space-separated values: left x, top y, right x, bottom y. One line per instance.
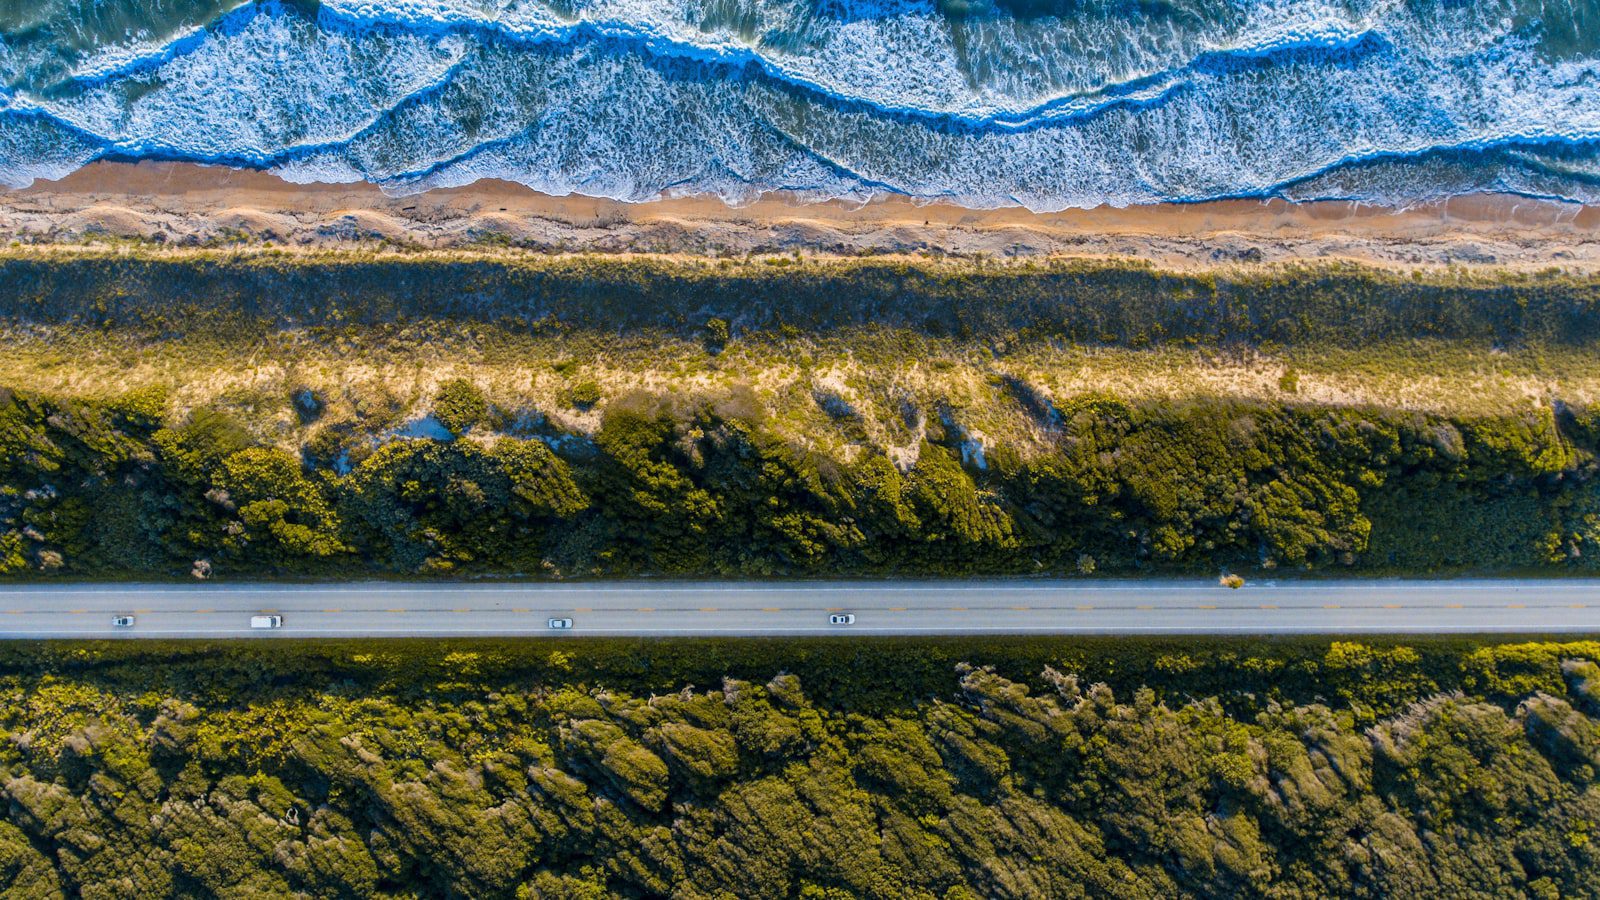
4, 161, 1599, 270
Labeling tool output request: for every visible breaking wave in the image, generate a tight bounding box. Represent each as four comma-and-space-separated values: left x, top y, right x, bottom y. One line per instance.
2, 0, 1598, 209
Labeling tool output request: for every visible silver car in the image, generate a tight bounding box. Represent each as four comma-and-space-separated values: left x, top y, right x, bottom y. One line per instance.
548, 617, 573, 629
829, 614, 856, 625
111, 615, 135, 628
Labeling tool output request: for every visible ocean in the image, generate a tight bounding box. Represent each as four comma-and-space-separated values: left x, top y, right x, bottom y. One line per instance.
2, 0, 1597, 209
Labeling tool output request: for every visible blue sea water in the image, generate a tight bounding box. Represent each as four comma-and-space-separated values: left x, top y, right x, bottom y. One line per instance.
1, 0, 1597, 209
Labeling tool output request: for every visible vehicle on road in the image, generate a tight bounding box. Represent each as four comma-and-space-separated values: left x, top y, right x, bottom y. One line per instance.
829, 613, 856, 625
111, 615, 134, 628
250, 615, 282, 629
548, 618, 573, 629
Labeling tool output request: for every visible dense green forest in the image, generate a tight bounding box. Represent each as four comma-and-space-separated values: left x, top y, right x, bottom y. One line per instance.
5, 379, 1600, 578
3, 636, 1600, 897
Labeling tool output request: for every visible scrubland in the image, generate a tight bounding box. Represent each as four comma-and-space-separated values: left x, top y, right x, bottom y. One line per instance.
4, 635, 1600, 896
8, 249, 1600, 897
5, 250, 1600, 578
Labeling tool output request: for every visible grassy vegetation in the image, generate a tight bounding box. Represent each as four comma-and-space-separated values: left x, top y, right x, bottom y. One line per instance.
4, 635, 1600, 896
5, 377, 1600, 578
7, 325, 1599, 456
7, 250, 1600, 895
6, 250, 1598, 456
6, 250, 1600, 580
3, 249, 1598, 345
1, 632, 1588, 715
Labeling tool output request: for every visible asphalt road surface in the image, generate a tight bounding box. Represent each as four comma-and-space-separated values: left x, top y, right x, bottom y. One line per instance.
0, 579, 1599, 638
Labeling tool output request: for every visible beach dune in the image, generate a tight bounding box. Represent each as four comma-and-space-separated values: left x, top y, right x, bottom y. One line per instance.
3, 161, 1597, 271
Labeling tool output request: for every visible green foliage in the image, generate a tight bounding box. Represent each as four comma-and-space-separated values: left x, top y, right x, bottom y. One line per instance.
703, 317, 731, 353
566, 379, 602, 410
906, 443, 1015, 561
6, 251, 1600, 351
217, 448, 347, 560
434, 378, 489, 437
7, 384, 1600, 578
2, 637, 1600, 897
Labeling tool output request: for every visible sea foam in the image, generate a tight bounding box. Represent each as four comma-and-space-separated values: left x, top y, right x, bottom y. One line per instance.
0, 0, 1596, 209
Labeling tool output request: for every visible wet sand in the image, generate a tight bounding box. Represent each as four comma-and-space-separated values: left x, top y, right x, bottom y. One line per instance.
3, 161, 1598, 270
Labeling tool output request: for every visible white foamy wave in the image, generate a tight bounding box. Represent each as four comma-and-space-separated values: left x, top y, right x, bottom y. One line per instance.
2, 0, 1598, 208
0, 113, 102, 189
26, 10, 470, 163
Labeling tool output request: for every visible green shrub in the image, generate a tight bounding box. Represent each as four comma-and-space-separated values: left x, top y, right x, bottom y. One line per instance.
0, 636, 1599, 897
704, 317, 731, 353
7, 385, 1600, 579
566, 379, 602, 410
433, 379, 489, 436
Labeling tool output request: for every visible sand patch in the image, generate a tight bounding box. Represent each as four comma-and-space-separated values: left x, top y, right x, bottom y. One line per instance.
1, 161, 1597, 271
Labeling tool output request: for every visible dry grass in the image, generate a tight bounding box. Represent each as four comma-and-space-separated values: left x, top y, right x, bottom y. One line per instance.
6, 324, 1593, 462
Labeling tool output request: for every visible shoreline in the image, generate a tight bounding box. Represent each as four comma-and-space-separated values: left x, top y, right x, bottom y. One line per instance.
3, 161, 1599, 270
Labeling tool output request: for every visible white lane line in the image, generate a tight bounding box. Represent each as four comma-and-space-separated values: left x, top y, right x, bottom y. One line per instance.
19, 602, 1572, 614
8, 624, 1600, 638
20, 580, 1600, 594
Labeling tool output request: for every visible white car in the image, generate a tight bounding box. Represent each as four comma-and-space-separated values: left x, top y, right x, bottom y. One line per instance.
250, 615, 282, 629
111, 615, 134, 628
548, 618, 573, 629
829, 614, 856, 625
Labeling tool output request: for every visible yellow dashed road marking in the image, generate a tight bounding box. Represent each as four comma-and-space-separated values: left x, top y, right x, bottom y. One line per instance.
387, 608, 406, 613
1383, 604, 1402, 609
760, 607, 780, 612
1198, 604, 1218, 610
69, 609, 88, 615
699, 607, 717, 612
452, 608, 471, 614
890, 606, 909, 612
1508, 603, 1526, 609
638, 607, 657, 613
1323, 604, 1340, 609
1259, 604, 1278, 610
1076, 605, 1094, 611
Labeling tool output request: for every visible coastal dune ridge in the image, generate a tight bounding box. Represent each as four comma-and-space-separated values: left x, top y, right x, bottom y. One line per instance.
3, 161, 1598, 270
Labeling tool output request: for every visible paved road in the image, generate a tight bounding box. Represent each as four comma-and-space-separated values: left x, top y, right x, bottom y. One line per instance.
0, 579, 1599, 637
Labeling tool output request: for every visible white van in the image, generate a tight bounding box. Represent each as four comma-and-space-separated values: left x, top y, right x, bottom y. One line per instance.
250, 615, 282, 629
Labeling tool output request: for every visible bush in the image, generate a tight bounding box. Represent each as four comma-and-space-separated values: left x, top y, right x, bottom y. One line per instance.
704, 317, 731, 353
566, 379, 602, 410
433, 379, 489, 436
1, 637, 1599, 897
7, 385, 1600, 579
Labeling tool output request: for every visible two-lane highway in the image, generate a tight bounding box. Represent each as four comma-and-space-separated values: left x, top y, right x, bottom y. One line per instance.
1, 579, 1599, 637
